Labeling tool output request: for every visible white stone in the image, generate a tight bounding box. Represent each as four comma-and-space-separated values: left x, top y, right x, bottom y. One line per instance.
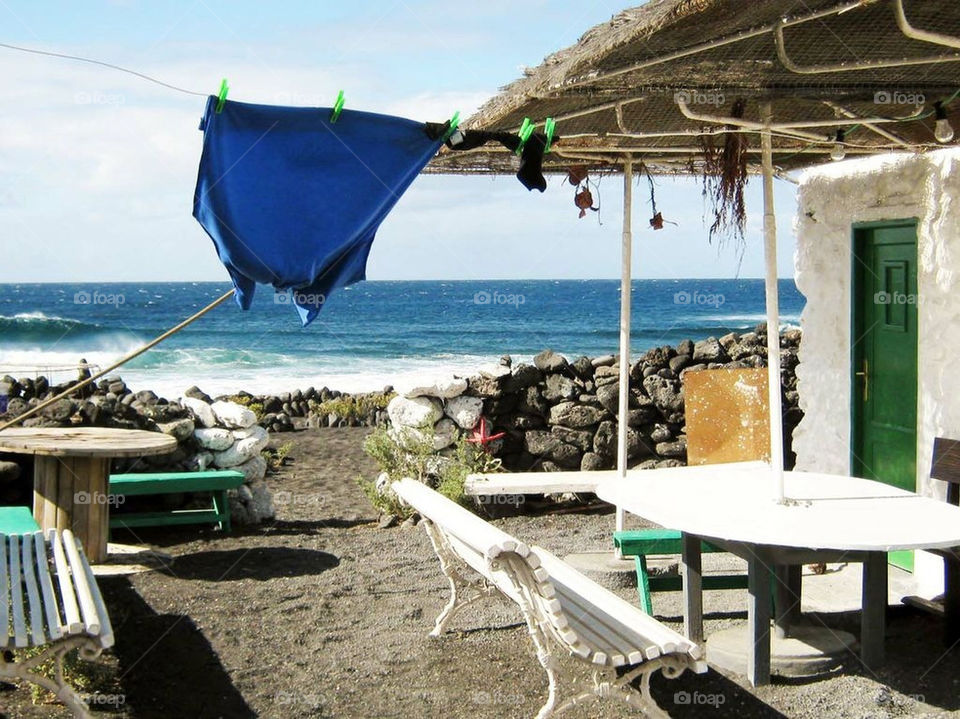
444, 395, 483, 429
375, 472, 390, 494
478, 363, 511, 379
406, 375, 468, 399
189, 451, 214, 472
211, 400, 257, 429
213, 428, 270, 468
194, 427, 234, 451
181, 396, 217, 428
387, 395, 443, 428
432, 418, 458, 450
235, 454, 268, 483
232, 425, 268, 444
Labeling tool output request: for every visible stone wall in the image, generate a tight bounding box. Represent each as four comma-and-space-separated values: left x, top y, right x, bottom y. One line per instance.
385, 326, 803, 472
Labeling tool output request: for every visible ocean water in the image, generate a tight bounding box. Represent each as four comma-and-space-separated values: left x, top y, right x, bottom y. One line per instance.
0, 280, 803, 398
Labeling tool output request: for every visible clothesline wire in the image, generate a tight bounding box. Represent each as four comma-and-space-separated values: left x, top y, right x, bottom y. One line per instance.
0, 41, 208, 97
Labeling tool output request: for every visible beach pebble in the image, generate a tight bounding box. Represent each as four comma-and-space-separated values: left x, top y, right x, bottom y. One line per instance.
211, 400, 257, 429
158, 418, 195, 442
444, 395, 483, 429
181, 396, 217, 428
387, 395, 443, 428
194, 427, 234, 450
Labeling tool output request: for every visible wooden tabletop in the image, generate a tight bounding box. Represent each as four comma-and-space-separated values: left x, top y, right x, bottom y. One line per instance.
0, 427, 177, 458
596, 463, 960, 552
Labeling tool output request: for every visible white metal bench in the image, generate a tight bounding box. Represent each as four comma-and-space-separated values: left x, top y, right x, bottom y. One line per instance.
1, 529, 115, 718
464, 470, 607, 497
393, 478, 706, 718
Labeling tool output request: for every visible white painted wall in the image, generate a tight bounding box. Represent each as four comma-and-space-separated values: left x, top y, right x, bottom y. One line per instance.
793, 147, 960, 594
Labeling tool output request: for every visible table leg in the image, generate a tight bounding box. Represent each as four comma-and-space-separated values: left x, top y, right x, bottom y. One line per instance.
774, 564, 802, 639
861, 551, 888, 668
681, 532, 703, 644
748, 553, 772, 686
32, 455, 110, 563
945, 554, 960, 646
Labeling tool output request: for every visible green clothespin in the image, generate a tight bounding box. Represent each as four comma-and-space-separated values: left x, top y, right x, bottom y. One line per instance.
543, 117, 556, 154
515, 117, 534, 155
331, 90, 345, 123
215, 78, 229, 114
442, 111, 460, 142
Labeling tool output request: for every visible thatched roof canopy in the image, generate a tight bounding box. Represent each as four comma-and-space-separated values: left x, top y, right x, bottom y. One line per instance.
429, 0, 960, 175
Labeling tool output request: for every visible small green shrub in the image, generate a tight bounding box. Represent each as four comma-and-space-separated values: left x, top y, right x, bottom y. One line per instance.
261, 440, 294, 473
311, 391, 395, 422
358, 425, 502, 519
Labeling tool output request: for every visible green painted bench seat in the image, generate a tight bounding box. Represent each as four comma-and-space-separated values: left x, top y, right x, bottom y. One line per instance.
108, 470, 245, 533
615, 528, 749, 614
0, 506, 41, 534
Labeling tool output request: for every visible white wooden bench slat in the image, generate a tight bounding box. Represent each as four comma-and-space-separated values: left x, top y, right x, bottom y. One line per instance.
76, 540, 115, 648
61, 530, 102, 637
21, 534, 47, 646
0, 537, 8, 647
10, 535, 28, 648
49, 528, 84, 634
465, 470, 606, 496
32, 530, 64, 642
533, 546, 702, 661
393, 477, 706, 718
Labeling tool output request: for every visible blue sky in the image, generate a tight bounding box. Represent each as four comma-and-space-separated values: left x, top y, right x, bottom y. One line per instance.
0, 0, 797, 282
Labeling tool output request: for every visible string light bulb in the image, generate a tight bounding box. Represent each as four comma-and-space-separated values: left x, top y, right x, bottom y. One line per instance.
830, 129, 846, 161
934, 102, 954, 143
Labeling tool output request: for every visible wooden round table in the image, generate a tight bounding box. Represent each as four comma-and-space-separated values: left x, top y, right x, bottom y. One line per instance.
0, 427, 177, 562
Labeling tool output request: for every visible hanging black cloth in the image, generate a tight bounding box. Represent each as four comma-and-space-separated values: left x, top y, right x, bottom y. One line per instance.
426, 124, 557, 192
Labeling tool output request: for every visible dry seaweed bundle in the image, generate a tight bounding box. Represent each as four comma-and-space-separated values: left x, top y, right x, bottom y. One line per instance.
699, 98, 748, 249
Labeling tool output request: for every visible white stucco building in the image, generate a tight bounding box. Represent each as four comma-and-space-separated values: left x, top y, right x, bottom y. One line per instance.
792, 147, 960, 592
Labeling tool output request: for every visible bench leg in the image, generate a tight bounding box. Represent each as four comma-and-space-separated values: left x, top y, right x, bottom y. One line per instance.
861, 551, 887, 669
747, 554, 772, 686
213, 490, 231, 532
681, 533, 703, 644
0, 635, 104, 719
420, 520, 499, 636
634, 556, 654, 615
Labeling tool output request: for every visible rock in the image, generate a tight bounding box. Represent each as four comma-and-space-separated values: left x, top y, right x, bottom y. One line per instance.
676, 339, 694, 356
542, 374, 578, 402
718, 332, 739, 350
467, 375, 503, 399
0, 461, 21, 483
184, 386, 213, 404
580, 452, 607, 471
656, 438, 687, 459
650, 424, 673, 443
378, 514, 398, 529
478, 364, 511, 379
407, 375, 468, 399
595, 383, 638, 414
692, 337, 725, 363
534, 349, 569, 373
571, 356, 594, 380
181, 396, 217, 428
485, 394, 518, 416
551, 426, 594, 452
213, 427, 269, 468
512, 414, 544, 430
235, 454, 268, 483
187, 451, 214, 472
782, 328, 802, 346
158, 418, 195, 442
250, 480, 274, 521
641, 346, 674, 370
668, 354, 692, 373
211, 400, 258, 429
194, 427, 234, 450
593, 420, 651, 459
642, 375, 684, 421
549, 402, 605, 429
432, 418, 458, 450
401, 515, 418, 529
525, 430, 563, 457
549, 443, 582, 469
508, 364, 542, 390
107, 380, 127, 395
40, 399, 76, 423
4, 397, 28, 418
386, 395, 443, 428
444, 395, 483, 429
517, 386, 550, 417
591, 354, 616, 367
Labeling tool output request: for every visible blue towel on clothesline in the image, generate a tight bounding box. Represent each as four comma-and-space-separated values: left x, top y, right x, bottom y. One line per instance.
193, 97, 442, 325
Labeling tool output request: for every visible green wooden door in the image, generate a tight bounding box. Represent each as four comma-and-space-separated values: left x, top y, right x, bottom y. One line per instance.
852, 221, 918, 571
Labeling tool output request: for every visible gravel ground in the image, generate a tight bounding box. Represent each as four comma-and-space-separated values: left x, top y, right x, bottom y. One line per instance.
2, 427, 959, 718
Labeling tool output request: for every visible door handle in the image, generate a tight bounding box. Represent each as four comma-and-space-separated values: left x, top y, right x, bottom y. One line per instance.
855, 358, 869, 402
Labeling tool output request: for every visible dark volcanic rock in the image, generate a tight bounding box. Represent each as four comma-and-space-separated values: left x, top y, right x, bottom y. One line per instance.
549, 402, 605, 429
534, 349, 569, 373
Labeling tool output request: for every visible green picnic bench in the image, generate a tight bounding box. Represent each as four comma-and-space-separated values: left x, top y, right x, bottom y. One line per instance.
0, 506, 41, 534
614, 528, 749, 614
108, 470, 245, 533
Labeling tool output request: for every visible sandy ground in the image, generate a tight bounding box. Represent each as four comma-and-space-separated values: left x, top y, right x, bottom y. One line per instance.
2, 427, 960, 718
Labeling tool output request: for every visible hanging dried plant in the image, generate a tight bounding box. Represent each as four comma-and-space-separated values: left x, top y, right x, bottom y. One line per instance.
700, 98, 748, 249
